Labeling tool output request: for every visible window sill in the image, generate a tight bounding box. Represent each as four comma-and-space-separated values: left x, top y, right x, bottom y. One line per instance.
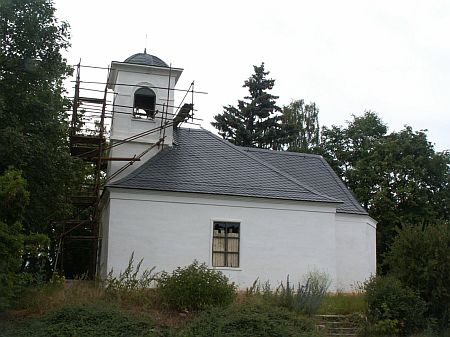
131, 117, 156, 123
210, 267, 242, 271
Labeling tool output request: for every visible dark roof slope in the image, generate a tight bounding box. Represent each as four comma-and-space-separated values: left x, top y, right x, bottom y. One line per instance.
124, 52, 168, 67
110, 128, 341, 205
240, 147, 367, 215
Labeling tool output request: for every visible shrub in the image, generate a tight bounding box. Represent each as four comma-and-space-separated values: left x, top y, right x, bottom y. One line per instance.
364, 275, 427, 335
384, 223, 450, 328
177, 301, 318, 337
157, 260, 236, 311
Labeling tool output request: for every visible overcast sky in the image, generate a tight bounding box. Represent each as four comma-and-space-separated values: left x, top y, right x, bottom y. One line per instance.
54, 0, 450, 151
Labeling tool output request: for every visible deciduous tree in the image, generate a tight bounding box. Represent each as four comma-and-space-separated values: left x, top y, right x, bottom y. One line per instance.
0, 0, 83, 273
281, 99, 320, 152
0, 169, 48, 309
318, 112, 450, 263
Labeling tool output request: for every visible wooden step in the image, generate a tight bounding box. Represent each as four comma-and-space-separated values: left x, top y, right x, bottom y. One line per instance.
315, 314, 360, 337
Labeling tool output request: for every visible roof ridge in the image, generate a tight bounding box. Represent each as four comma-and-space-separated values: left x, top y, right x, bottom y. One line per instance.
317, 156, 367, 214
202, 128, 342, 204
242, 146, 324, 159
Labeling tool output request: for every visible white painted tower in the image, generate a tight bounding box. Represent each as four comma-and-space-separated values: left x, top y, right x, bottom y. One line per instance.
106, 51, 183, 181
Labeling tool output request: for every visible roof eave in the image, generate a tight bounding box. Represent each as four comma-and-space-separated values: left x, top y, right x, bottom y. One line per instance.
106, 184, 344, 206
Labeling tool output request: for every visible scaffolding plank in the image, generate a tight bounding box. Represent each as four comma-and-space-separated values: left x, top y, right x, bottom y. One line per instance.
78, 97, 105, 104
71, 134, 105, 145
69, 195, 97, 205
70, 146, 100, 157
91, 157, 141, 161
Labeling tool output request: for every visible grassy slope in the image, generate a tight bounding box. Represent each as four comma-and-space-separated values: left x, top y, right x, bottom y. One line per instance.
1, 302, 165, 337
1, 282, 447, 337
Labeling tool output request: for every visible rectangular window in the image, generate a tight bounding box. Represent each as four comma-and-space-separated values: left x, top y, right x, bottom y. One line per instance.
212, 222, 240, 268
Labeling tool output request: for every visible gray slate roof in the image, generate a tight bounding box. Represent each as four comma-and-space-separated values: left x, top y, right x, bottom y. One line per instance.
110, 128, 367, 214
124, 52, 168, 67
240, 147, 367, 214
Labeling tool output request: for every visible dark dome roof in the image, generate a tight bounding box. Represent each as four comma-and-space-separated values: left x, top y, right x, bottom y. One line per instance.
124, 52, 168, 67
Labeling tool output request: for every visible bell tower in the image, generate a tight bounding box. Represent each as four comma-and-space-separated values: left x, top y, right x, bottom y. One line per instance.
106, 51, 183, 181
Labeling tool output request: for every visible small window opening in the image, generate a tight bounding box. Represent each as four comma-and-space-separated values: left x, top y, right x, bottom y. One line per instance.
133, 87, 156, 119
212, 222, 240, 268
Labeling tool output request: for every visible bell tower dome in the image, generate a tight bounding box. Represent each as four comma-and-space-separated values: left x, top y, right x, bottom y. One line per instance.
106, 51, 183, 181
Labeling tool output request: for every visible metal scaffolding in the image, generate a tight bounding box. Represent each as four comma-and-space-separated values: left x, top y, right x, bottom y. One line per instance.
55, 62, 201, 278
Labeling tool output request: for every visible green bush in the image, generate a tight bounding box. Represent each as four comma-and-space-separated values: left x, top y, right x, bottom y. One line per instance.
384, 223, 450, 328
157, 261, 236, 311
177, 301, 318, 337
364, 275, 427, 335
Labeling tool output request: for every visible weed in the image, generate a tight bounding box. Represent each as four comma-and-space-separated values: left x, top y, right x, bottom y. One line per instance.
105, 252, 159, 293
104, 252, 160, 309
246, 270, 330, 315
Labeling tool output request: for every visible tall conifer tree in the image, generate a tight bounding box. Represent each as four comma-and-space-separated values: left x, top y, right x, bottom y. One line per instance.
212, 63, 282, 149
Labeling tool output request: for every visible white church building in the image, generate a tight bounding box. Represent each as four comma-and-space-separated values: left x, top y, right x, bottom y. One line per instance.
99, 51, 377, 291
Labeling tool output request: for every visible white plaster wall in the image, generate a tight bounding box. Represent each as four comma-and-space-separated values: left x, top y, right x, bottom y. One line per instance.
104, 188, 341, 290
335, 213, 377, 291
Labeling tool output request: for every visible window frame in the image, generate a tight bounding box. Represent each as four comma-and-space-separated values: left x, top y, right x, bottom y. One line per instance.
211, 221, 240, 268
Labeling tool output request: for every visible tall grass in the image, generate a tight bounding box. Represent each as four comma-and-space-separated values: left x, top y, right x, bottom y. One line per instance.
246, 270, 331, 315
317, 292, 366, 315
13, 279, 104, 315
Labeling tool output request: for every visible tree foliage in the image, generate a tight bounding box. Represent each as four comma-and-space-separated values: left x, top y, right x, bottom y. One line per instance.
318, 111, 387, 204
0, 0, 84, 272
281, 99, 320, 152
318, 112, 449, 260
0, 169, 49, 310
212, 63, 282, 149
